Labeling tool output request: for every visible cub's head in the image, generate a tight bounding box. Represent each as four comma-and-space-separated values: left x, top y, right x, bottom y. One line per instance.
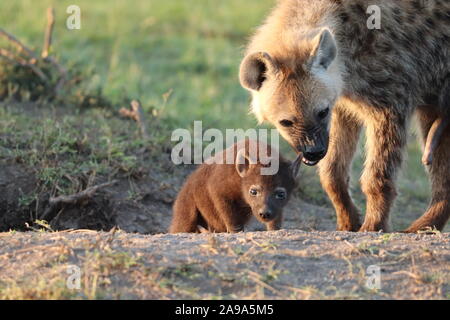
235, 147, 301, 224
240, 29, 342, 166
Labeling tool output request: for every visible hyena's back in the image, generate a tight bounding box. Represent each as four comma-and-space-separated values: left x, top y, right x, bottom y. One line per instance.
248, 0, 450, 110
337, 0, 449, 109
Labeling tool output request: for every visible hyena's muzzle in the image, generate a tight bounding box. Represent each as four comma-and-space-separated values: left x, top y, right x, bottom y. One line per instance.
296, 128, 329, 166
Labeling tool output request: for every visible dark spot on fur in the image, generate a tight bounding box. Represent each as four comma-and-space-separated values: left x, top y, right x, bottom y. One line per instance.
389, 30, 400, 41
351, 3, 365, 15
362, 31, 376, 51
339, 12, 349, 23
394, 13, 403, 24
433, 9, 445, 20
379, 41, 393, 53
416, 29, 425, 40
424, 94, 439, 106
407, 14, 417, 24
425, 17, 435, 28
412, 0, 424, 10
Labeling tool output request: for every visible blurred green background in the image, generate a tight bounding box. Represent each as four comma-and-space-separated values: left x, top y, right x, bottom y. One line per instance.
0, 0, 439, 230
1, 0, 275, 128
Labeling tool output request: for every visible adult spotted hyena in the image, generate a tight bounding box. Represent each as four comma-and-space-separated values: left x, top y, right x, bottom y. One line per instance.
239, 0, 449, 232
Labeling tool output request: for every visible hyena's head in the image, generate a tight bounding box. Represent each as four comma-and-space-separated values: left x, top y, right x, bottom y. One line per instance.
239, 29, 342, 166
235, 146, 301, 224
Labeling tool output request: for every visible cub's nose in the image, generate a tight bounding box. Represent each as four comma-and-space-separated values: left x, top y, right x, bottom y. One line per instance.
259, 209, 273, 220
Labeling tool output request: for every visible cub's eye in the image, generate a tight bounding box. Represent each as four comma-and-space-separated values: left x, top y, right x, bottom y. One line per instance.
317, 107, 330, 120
279, 119, 293, 127
275, 191, 287, 200
249, 188, 259, 196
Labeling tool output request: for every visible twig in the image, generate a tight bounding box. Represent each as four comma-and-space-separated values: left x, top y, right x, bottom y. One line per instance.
246, 270, 285, 298
49, 180, 118, 205
392, 270, 423, 282
0, 28, 38, 63
46, 55, 68, 94
42, 7, 55, 58
40, 180, 118, 221
0, 48, 49, 83
41, 7, 68, 94
119, 100, 150, 139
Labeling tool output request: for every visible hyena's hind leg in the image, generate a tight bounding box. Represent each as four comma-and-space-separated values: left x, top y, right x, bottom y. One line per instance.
422, 117, 448, 166
422, 80, 450, 166
406, 109, 450, 232
169, 194, 201, 233
318, 106, 362, 231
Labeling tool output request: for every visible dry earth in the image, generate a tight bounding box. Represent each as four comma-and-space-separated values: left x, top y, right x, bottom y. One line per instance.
0, 105, 449, 300
0, 162, 449, 300
0, 229, 448, 299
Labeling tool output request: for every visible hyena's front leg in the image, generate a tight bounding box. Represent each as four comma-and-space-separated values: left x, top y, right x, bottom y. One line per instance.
318, 107, 362, 231
405, 108, 450, 232
266, 213, 282, 231
360, 111, 408, 232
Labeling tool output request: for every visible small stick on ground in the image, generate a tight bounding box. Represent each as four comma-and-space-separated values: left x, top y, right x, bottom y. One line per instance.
0, 28, 39, 63
46, 55, 68, 94
0, 48, 49, 83
119, 100, 150, 139
41, 7, 68, 94
41, 180, 118, 221
42, 7, 55, 58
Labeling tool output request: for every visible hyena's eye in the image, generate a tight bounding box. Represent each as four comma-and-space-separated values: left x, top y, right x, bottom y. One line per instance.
275, 190, 286, 200
317, 108, 330, 120
279, 119, 293, 127
249, 188, 259, 196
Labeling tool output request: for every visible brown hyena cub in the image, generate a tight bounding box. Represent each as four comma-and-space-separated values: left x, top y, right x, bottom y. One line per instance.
169, 140, 301, 233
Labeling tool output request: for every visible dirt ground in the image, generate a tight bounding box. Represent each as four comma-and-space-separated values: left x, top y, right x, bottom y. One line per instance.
1, 156, 449, 300
0, 229, 448, 299
0, 157, 336, 234
0, 104, 449, 300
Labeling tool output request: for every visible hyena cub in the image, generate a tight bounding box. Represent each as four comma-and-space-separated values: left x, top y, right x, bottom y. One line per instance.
169, 140, 301, 233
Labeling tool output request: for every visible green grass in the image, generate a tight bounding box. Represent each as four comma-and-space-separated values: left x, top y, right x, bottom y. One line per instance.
0, 104, 171, 196
0, 0, 445, 231
0, 0, 275, 128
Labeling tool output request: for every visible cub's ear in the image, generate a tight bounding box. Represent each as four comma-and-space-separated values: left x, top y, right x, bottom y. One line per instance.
290, 154, 302, 179
236, 148, 250, 178
239, 52, 276, 91
308, 28, 337, 72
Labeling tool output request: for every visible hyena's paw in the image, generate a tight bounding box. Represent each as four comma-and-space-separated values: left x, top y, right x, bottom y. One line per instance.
266, 224, 281, 231
403, 225, 440, 234
336, 222, 361, 232
336, 218, 361, 232
359, 221, 389, 233
227, 225, 244, 233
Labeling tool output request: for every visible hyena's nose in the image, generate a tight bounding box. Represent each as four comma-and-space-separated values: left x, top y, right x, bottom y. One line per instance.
259, 209, 273, 220
303, 146, 326, 161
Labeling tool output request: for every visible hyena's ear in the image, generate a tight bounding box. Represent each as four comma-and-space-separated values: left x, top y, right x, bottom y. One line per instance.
235, 148, 251, 178
290, 154, 302, 179
308, 29, 337, 72
239, 52, 276, 91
